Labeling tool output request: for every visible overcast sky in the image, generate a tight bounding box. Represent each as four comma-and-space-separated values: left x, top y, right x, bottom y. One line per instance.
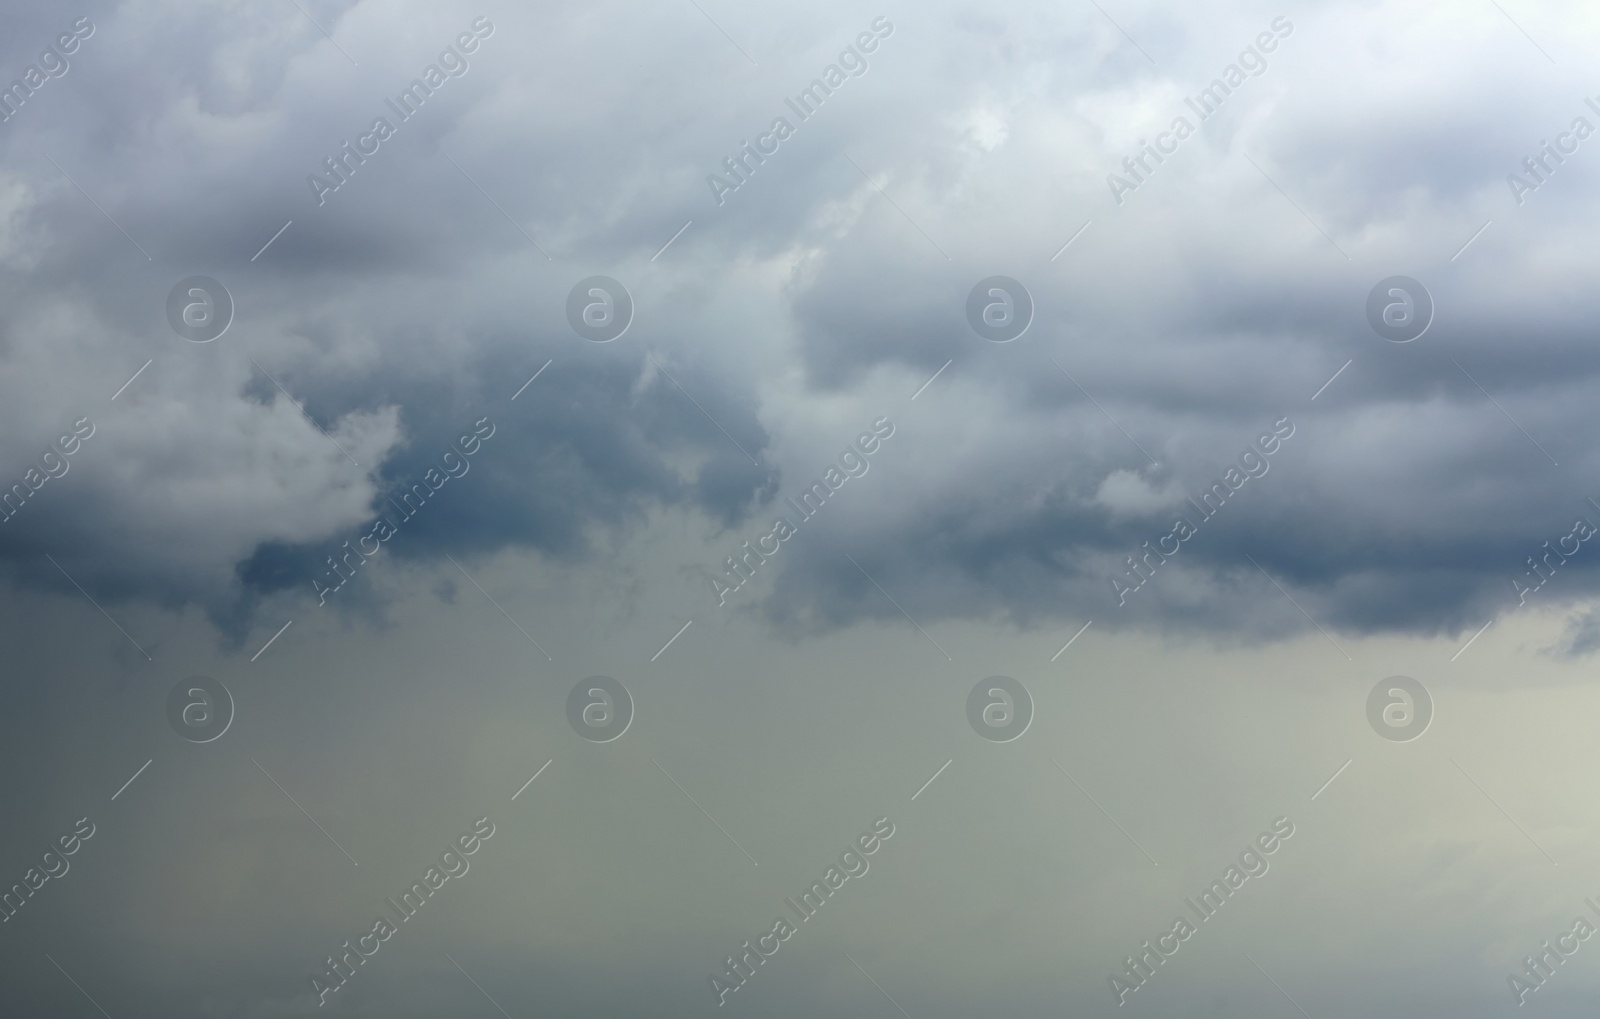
5, 0, 1600, 1016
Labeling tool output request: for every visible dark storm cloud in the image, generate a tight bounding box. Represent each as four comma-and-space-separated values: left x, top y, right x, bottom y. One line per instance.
745, 18, 1600, 642
3, 0, 1600, 659
0, 0, 787, 631
237, 349, 777, 608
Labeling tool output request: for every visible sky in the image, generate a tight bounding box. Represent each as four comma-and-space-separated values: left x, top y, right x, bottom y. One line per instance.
3, 0, 1600, 1015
